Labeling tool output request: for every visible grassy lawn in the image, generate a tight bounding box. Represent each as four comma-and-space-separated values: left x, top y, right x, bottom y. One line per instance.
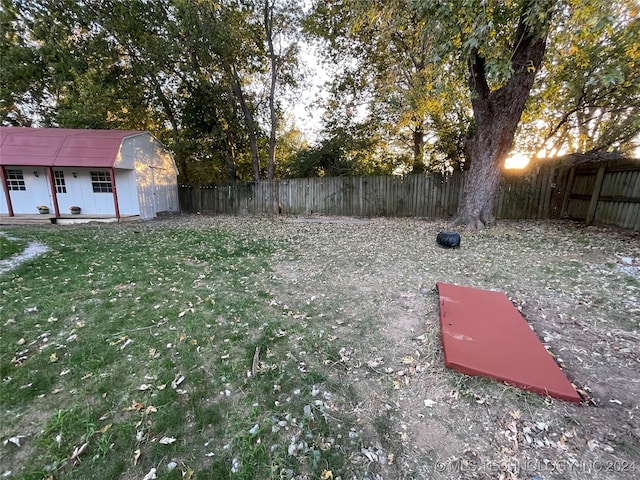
1, 216, 639, 480
0, 235, 27, 260
1, 220, 348, 480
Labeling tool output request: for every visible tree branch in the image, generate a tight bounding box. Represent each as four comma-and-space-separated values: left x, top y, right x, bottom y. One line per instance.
467, 49, 490, 100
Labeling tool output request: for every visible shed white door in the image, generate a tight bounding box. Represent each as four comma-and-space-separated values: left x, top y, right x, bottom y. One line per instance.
137, 166, 168, 219
151, 166, 175, 213
136, 166, 155, 220
151, 168, 164, 213
6, 168, 52, 214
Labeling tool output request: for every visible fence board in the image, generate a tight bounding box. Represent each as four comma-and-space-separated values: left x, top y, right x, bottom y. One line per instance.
179, 160, 640, 231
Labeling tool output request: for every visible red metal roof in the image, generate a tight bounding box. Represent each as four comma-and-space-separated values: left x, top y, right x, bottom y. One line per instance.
0, 127, 145, 168
437, 282, 581, 403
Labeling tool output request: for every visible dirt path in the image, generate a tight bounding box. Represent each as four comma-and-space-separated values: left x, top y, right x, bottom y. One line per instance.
259, 216, 640, 479
0, 234, 48, 276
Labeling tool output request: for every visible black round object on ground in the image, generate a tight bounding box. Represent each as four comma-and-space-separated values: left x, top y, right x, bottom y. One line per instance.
436, 231, 461, 249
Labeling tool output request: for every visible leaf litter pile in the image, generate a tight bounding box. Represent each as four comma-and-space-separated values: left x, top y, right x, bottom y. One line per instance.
1, 216, 639, 480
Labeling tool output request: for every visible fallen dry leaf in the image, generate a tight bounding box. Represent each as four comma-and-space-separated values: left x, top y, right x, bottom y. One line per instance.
401, 356, 415, 364
182, 464, 194, 480
98, 423, 112, 434
320, 470, 333, 480
171, 374, 185, 389
69, 442, 89, 461
141, 467, 156, 480
4, 436, 24, 447
126, 401, 145, 412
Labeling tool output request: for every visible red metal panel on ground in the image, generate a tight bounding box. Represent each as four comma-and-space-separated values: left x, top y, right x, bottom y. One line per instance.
436, 282, 581, 403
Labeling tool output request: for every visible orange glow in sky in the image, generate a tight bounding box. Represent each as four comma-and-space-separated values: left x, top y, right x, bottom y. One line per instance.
504, 153, 531, 169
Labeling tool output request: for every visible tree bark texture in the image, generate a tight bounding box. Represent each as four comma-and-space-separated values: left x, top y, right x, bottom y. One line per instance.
453, 4, 550, 229
224, 129, 238, 183
224, 86, 239, 183
412, 122, 425, 173
265, 0, 278, 181
229, 65, 261, 181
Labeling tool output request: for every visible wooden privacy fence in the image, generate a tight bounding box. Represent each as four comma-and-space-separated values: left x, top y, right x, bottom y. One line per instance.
179, 158, 640, 231
557, 159, 640, 231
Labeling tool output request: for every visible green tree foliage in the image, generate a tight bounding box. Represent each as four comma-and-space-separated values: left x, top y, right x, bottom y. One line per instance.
274, 122, 309, 177
172, 0, 266, 182
520, 0, 640, 157
283, 122, 403, 177
305, 0, 470, 173
0, 0, 304, 184
1, 0, 636, 193
0, 0, 46, 125
263, 0, 304, 179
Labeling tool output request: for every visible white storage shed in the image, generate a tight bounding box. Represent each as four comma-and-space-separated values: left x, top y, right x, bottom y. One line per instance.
0, 127, 179, 222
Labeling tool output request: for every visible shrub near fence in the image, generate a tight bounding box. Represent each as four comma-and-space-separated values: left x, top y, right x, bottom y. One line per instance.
178, 159, 640, 231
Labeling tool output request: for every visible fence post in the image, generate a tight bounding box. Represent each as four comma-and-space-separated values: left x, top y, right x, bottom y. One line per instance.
195, 186, 202, 213
359, 176, 364, 216
538, 166, 555, 219
560, 167, 576, 218
586, 165, 606, 225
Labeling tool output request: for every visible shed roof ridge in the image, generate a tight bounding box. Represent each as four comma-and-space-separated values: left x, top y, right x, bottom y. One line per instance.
0, 127, 152, 168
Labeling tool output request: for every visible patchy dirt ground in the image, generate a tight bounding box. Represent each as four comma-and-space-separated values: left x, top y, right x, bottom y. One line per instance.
212, 215, 640, 479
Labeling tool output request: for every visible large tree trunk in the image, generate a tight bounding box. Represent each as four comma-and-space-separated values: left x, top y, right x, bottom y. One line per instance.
265, 0, 278, 181
177, 158, 190, 184
228, 65, 261, 181
224, 86, 239, 183
412, 122, 425, 173
224, 129, 238, 183
453, 4, 551, 229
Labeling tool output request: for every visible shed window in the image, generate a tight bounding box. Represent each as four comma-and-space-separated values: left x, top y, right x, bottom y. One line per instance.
5, 169, 26, 191
90, 171, 112, 193
54, 170, 66, 193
